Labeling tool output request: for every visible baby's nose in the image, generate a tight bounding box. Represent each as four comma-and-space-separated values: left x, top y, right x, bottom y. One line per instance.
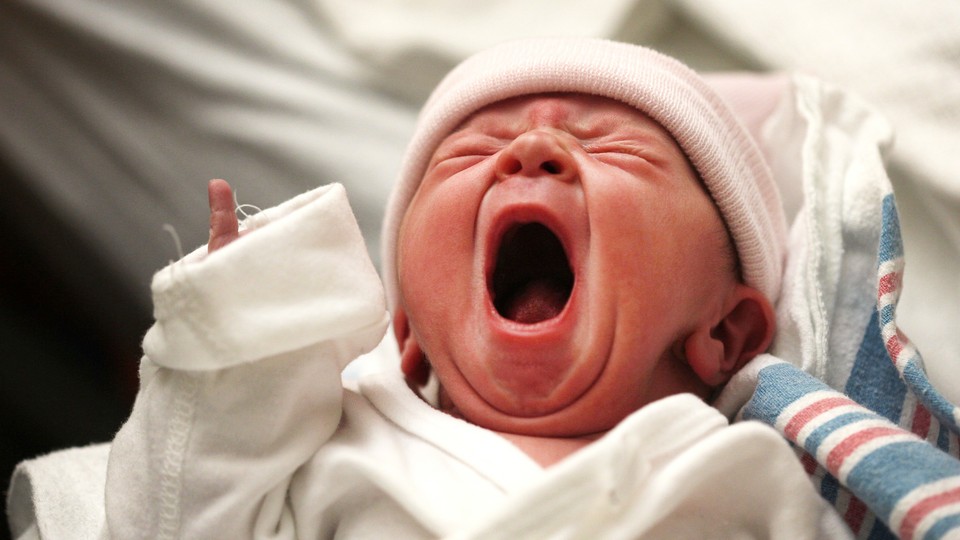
495, 130, 577, 183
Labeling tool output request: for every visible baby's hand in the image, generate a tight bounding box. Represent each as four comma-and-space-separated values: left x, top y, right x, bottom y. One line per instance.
207, 179, 240, 253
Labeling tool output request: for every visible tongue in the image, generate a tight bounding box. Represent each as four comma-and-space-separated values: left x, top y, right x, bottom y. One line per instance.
503, 278, 568, 324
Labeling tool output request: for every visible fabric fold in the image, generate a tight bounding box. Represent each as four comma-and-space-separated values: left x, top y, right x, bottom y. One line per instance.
143, 183, 389, 371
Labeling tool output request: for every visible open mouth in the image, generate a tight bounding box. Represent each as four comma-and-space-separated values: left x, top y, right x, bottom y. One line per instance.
490, 223, 574, 324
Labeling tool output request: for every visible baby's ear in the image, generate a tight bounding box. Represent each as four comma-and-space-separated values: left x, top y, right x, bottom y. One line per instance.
393, 308, 430, 386
683, 284, 776, 387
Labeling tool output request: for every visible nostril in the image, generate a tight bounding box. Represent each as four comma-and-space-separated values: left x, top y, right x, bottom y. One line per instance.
541, 160, 562, 175
500, 156, 522, 175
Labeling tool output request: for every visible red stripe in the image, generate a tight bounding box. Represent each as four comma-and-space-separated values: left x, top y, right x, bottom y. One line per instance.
844, 495, 868, 534
886, 334, 903, 364
800, 452, 819, 476
877, 271, 901, 299
826, 427, 906, 475
784, 396, 856, 440
899, 486, 960, 540
911, 404, 932, 440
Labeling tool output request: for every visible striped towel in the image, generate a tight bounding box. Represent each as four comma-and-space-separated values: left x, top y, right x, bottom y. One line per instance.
725, 75, 960, 539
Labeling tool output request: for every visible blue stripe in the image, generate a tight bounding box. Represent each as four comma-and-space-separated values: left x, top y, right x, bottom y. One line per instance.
845, 441, 960, 521
878, 302, 896, 327
937, 423, 951, 453
845, 309, 906, 423
878, 194, 902, 264
803, 410, 880, 456
820, 470, 840, 504
743, 363, 832, 424
924, 512, 960, 540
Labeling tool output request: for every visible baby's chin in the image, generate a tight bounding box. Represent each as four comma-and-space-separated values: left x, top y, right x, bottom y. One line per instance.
425, 345, 696, 439
435, 381, 623, 438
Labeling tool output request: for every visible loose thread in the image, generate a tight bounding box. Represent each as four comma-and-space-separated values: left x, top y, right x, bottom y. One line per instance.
162, 223, 185, 262
236, 203, 262, 219
232, 188, 262, 221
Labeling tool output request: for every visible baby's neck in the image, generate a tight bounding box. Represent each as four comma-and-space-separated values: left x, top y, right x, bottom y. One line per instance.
496, 431, 600, 468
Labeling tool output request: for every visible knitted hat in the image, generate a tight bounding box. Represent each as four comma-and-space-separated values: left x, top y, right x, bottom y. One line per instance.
382, 37, 788, 309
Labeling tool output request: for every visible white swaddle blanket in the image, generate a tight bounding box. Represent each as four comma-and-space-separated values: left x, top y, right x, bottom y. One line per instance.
713, 74, 960, 539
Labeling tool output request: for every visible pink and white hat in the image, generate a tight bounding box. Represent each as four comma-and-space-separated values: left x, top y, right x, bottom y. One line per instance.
382, 37, 788, 308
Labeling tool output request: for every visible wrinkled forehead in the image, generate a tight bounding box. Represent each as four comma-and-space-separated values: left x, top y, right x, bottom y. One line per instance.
450, 92, 665, 137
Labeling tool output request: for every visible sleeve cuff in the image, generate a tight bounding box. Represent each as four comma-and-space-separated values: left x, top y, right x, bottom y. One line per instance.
142, 183, 389, 371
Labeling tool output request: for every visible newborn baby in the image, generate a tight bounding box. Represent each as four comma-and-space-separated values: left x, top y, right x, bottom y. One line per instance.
392, 92, 775, 447
107, 38, 846, 538
210, 90, 776, 465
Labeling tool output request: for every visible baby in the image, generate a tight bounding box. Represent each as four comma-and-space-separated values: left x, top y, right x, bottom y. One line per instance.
106, 38, 844, 538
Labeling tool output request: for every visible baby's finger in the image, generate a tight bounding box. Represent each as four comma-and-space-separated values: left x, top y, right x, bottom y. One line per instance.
208, 179, 239, 253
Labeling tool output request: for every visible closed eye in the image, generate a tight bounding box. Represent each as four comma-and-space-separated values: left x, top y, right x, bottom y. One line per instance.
584, 143, 656, 161
584, 143, 665, 170
426, 154, 494, 178
427, 136, 502, 174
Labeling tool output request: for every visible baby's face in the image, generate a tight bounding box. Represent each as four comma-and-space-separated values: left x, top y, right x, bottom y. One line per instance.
396, 94, 738, 437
